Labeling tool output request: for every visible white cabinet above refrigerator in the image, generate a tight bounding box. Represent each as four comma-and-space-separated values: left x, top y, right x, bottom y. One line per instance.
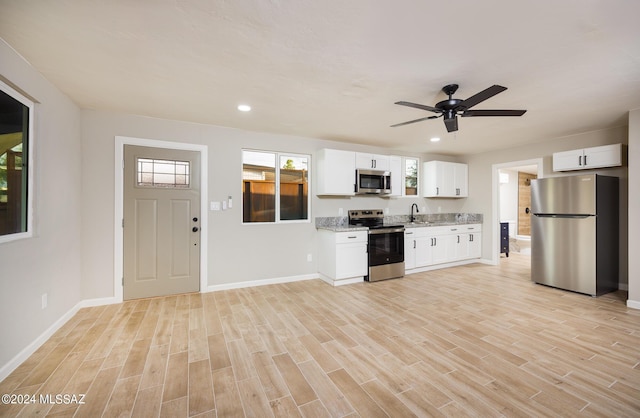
552, 143, 622, 172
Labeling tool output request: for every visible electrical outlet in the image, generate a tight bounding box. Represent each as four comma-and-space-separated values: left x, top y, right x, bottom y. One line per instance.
307, 254, 313, 262
41, 293, 47, 309
338, 208, 343, 216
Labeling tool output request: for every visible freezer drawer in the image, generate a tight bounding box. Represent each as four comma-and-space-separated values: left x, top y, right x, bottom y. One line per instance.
531, 215, 597, 295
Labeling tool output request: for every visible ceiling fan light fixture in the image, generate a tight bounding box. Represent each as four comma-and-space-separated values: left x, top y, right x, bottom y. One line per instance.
237, 104, 251, 112
392, 84, 526, 132
430, 137, 441, 142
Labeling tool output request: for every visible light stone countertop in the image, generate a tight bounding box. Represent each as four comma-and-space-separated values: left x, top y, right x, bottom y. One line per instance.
315, 213, 483, 232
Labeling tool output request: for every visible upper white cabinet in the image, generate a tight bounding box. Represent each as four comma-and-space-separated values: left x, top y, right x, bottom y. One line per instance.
553, 143, 622, 172
316, 149, 355, 196
423, 161, 468, 198
388, 155, 402, 197
355, 153, 390, 171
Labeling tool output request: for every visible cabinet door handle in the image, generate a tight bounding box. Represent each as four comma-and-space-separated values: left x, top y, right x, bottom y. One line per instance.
578, 155, 582, 166
469, 234, 473, 242
584, 155, 587, 166
436, 187, 439, 195
413, 240, 416, 249
457, 235, 460, 244
347, 236, 357, 239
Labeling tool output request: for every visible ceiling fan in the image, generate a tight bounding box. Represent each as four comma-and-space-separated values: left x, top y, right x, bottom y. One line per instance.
391, 84, 526, 133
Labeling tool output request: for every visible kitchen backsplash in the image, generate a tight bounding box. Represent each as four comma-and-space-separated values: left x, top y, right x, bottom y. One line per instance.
315, 213, 483, 228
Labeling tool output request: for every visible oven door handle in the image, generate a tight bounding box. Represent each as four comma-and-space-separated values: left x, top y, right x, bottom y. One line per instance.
368, 227, 405, 235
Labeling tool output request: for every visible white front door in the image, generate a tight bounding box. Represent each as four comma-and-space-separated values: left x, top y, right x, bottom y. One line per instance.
123, 145, 201, 300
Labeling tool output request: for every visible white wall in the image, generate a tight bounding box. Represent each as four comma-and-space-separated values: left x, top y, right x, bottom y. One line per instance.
80, 110, 456, 298
628, 109, 640, 307
465, 126, 629, 286
0, 40, 83, 369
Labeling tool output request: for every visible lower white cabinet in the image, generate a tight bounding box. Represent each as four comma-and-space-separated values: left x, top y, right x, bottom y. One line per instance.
445, 224, 482, 261
318, 229, 368, 286
404, 224, 482, 271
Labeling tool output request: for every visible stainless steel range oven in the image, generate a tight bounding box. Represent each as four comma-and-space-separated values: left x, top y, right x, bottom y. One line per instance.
348, 210, 405, 282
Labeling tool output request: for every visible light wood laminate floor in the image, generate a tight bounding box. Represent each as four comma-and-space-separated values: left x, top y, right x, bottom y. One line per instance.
1, 254, 639, 417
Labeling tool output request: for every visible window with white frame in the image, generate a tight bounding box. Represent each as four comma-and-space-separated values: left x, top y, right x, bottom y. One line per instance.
0, 80, 33, 242
242, 150, 310, 223
404, 157, 419, 196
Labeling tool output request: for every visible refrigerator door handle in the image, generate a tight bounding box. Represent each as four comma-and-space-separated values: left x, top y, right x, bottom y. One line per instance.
533, 214, 593, 219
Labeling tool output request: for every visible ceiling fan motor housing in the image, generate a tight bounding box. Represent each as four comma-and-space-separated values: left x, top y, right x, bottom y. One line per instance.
437, 99, 463, 112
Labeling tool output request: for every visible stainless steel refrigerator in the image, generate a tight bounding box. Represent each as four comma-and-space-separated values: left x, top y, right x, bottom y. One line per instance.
530, 174, 618, 296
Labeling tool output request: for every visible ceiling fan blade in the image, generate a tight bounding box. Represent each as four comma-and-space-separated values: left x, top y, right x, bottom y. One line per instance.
395, 101, 441, 113
391, 115, 440, 128
444, 116, 458, 132
458, 85, 507, 110
462, 109, 527, 117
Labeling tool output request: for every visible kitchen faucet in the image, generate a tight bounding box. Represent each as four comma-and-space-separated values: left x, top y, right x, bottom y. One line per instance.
410, 203, 419, 223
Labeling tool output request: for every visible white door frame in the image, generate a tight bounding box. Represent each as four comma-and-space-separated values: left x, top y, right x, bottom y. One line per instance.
491, 158, 543, 265
114, 136, 208, 303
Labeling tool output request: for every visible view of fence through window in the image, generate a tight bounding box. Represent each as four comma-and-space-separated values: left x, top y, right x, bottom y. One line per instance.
0, 88, 29, 237
242, 150, 309, 223
137, 158, 190, 188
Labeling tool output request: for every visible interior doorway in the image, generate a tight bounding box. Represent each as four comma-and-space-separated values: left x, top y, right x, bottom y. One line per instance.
517, 171, 537, 238
493, 159, 542, 264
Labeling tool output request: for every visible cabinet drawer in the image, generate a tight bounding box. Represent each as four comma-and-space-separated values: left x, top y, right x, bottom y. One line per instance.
445, 224, 482, 234
404, 227, 429, 238
335, 231, 368, 244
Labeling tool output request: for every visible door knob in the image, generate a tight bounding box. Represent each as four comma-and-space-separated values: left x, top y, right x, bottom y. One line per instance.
525, 207, 530, 214
193, 217, 198, 222
192, 227, 199, 232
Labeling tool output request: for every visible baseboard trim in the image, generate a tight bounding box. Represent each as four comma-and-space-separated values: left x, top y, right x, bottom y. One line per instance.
626, 299, 640, 310
405, 259, 481, 275
317, 274, 365, 287
79, 296, 120, 308
205, 273, 319, 292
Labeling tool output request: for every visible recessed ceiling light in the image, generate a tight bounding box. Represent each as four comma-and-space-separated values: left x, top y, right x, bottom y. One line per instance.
237, 104, 251, 112
430, 137, 441, 142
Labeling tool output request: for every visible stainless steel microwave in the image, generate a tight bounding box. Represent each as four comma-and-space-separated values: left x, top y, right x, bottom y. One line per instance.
355, 169, 392, 194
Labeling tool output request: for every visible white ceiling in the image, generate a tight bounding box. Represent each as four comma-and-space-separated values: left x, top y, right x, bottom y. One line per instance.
1, 0, 639, 155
